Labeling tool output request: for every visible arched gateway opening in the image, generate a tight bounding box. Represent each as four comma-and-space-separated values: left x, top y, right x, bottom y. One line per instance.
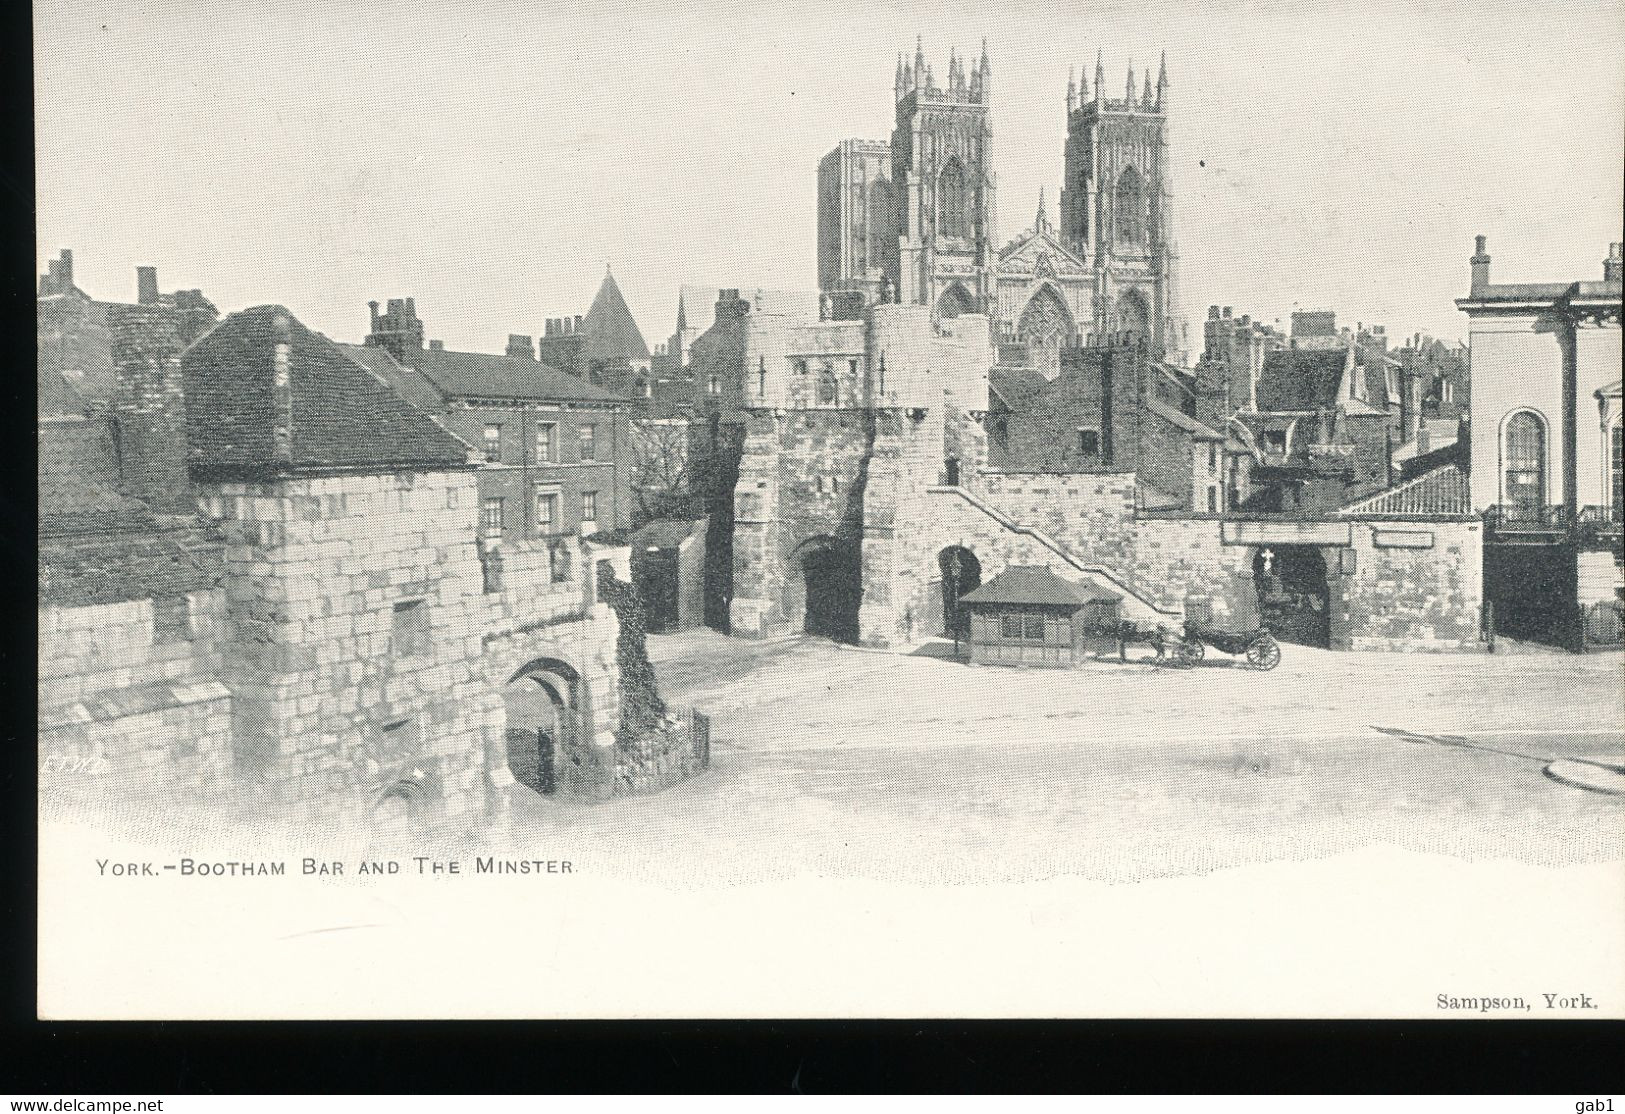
798, 536, 862, 644
1252, 546, 1330, 649
503, 658, 581, 797
937, 546, 982, 639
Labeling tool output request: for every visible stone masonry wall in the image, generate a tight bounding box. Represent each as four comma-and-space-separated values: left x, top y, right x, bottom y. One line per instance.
39, 590, 234, 800
1340, 518, 1484, 651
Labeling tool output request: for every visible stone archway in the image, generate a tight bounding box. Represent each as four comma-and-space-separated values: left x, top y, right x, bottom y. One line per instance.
797, 535, 862, 644
1252, 545, 1330, 649
503, 657, 581, 797
935, 282, 977, 319
937, 546, 983, 640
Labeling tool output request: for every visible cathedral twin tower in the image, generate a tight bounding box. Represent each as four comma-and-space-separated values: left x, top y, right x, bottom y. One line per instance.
816, 39, 1182, 364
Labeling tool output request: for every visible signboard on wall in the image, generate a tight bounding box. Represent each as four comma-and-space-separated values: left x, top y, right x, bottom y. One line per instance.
1373, 529, 1435, 549
1220, 521, 1353, 547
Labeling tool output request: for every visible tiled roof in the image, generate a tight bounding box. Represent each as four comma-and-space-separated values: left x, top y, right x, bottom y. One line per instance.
579, 270, 650, 363
959, 565, 1121, 607
1339, 464, 1470, 516
1146, 397, 1223, 440
1136, 481, 1183, 512
182, 305, 472, 473
411, 346, 620, 403
989, 365, 1048, 410
1255, 349, 1348, 411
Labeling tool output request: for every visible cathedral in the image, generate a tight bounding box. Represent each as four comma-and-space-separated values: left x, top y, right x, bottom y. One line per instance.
816, 40, 1185, 367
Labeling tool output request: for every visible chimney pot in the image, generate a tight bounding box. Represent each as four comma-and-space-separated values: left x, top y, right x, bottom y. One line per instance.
574, 315, 583, 331
1222, 306, 1232, 318
1605, 242, 1624, 282
1470, 235, 1492, 290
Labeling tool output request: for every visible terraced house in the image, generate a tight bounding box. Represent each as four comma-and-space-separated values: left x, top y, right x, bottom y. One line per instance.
343, 297, 634, 549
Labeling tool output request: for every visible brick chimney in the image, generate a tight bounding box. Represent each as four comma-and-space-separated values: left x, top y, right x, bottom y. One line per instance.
1470, 235, 1491, 291
1606, 242, 1623, 283
108, 304, 191, 510
136, 266, 160, 305
506, 334, 535, 359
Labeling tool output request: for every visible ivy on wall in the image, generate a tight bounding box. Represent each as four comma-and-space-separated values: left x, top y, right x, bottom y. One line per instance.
596, 565, 668, 747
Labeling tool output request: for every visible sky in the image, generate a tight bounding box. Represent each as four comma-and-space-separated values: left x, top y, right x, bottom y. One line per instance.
35, 0, 1625, 356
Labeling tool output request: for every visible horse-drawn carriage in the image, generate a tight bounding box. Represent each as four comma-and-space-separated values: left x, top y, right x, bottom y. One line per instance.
1118, 618, 1282, 671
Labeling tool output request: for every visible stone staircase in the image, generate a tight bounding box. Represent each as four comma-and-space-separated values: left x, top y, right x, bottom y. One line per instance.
926, 484, 1179, 623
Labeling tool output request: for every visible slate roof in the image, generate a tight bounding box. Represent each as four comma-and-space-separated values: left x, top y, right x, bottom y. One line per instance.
958, 565, 1121, 607
410, 345, 621, 404
1339, 464, 1470, 516
630, 518, 703, 551
182, 305, 472, 474
989, 365, 1048, 410
579, 270, 650, 363
336, 342, 446, 413
675, 285, 818, 337
1255, 349, 1349, 411
1146, 397, 1224, 440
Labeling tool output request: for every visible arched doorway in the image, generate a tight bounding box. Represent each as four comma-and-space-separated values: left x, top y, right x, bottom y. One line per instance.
1252, 546, 1330, 649
937, 546, 982, 639
503, 658, 580, 796
935, 283, 976, 319
798, 536, 862, 644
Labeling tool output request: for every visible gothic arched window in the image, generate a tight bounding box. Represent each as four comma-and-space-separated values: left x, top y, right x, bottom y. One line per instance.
1503, 410, 1547, 516
1115, 167, 1144, 245
939, 159, 969, 240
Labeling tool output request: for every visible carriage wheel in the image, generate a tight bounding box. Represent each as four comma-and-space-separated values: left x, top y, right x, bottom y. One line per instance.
1166, 640, 1200, 668
1183, 640, 1205, 663
1246, 636, 1281, 671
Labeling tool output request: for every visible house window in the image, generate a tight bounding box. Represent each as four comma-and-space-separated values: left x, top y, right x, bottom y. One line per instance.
1264, 431, 1287, 455
483, 424, 502, 463
536, 423, 556, 463
550, 540, 572, 582
579, 424, 597, 461
1442, 379, 1454, 404
999, 614, 1021, 639
1023, 613, 1045, 640
758, 357, 767, 397
392, 599, 430, 656
1207, 444, 1217, 472
1078, 429, 1100, 458
794, 359, 807, 376
637, 378, 650, 399
708, 373, 720, 396
1386, 365, 1400, 402
1503, 410, 1546, 513
818, 372, 838, 405
581, 490, 598, 522
152, 595, 191, 643
848, 358, 859, 378
1207, 486, 1218, 513
535, 488, 558, 535
481, 496, 505, 537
